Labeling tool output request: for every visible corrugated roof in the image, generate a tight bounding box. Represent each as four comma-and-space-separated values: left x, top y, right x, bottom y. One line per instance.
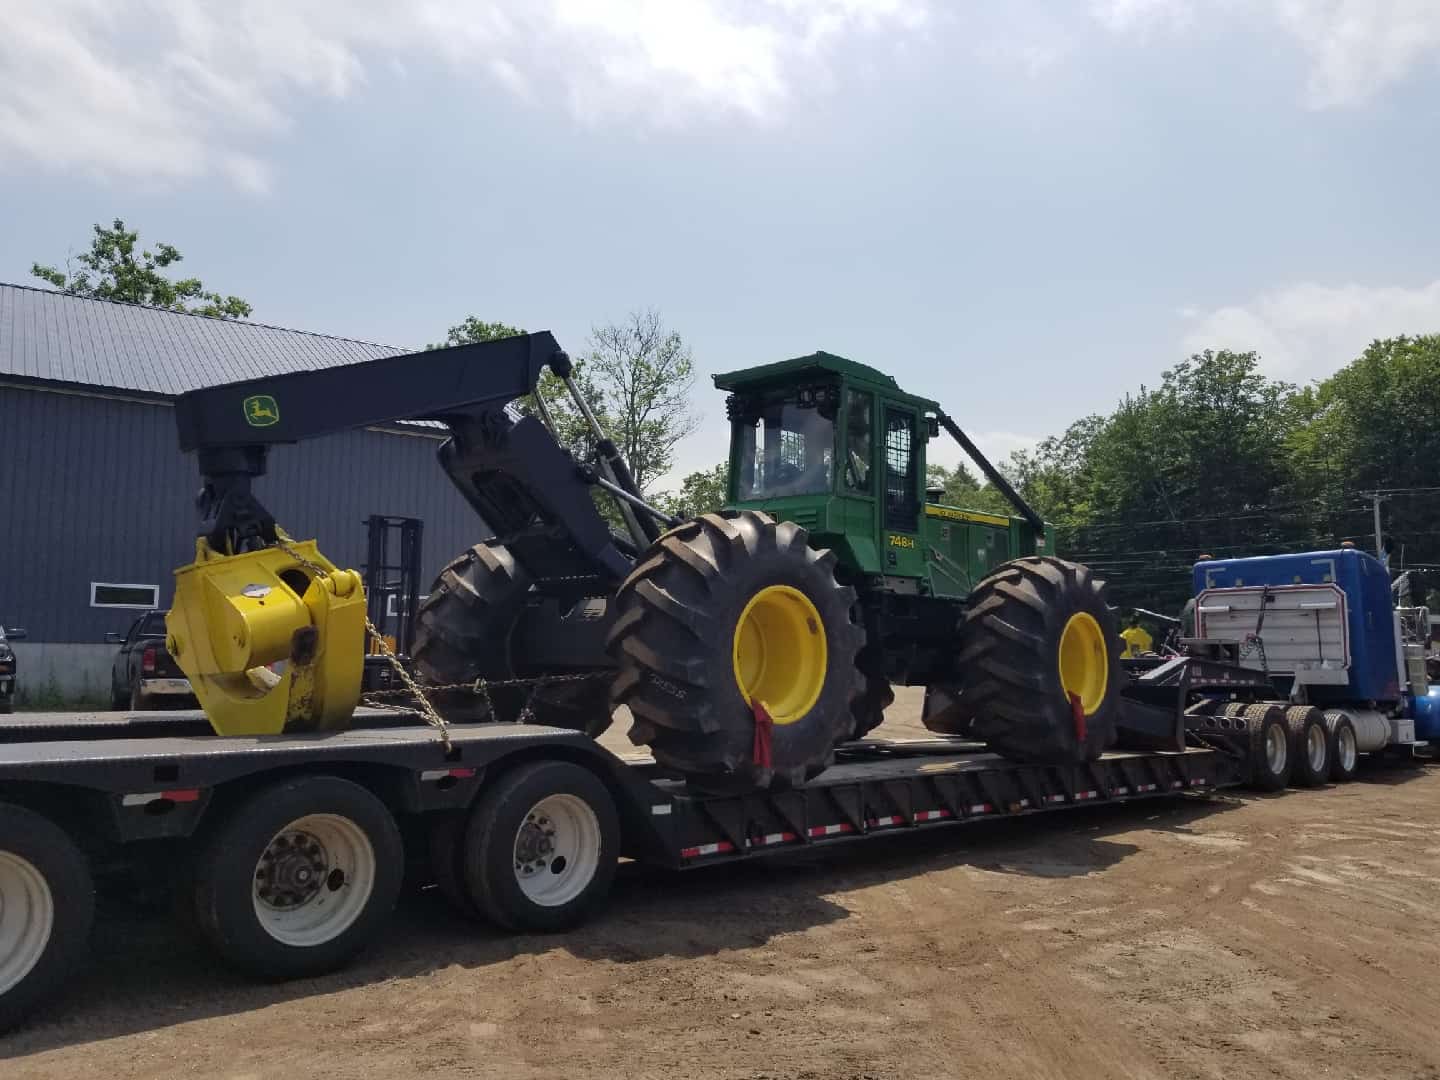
0, 281, 406, 398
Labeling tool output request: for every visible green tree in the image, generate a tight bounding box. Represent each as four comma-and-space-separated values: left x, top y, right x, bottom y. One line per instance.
32, 219, 252, 319
583, 309, 699, 494
924, 461, 1014, 516
660, 463, 730, 518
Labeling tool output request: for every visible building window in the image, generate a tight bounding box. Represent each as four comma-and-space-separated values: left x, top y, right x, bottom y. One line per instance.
91, 582, 160, 609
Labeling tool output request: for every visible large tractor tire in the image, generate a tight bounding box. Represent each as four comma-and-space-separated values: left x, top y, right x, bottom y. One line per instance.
412, 542, 612, 737
849, 645, 894, 740
941, 556, 1121, 764
608, 511, 865, 789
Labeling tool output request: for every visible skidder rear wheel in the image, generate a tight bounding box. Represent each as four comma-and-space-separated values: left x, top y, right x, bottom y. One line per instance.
949, 557, 1121, 764
608, 512, 865, 789
412, 541, 612, 737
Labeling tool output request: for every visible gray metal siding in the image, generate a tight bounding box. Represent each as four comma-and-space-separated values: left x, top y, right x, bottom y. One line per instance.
0, 386, 484, 642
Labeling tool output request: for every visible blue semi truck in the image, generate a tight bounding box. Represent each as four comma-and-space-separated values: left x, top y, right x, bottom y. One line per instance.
1189, 546, 1440, 765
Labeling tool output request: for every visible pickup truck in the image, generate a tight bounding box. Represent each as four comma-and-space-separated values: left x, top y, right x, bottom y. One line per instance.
107, 611, 191, 710
0, 625, 25, 713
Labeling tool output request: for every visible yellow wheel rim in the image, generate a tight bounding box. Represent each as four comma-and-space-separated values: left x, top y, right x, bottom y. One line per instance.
731, 585, 828, 724
1058, 611, 1109, 716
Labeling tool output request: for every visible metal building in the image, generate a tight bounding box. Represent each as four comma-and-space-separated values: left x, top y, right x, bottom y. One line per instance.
0, 282, 484, 699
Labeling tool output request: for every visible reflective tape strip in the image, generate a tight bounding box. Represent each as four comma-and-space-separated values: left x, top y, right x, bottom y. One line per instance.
757, 831, 799, 846
1114, 786, 1130, 795
651, 804, 673, 816
1171, 780, 1185, 789
866, 815, 904, 828
1137, 783, 1159, 792
121, 789, 200, 807
419, 767, 477, 782
1076, 790, 1099, 801
808, 823, 856, 837
968, 803, 993, 814
1045, 794, 1067, 804
680, 840, 737, 859
915, 809, 952, 821
1192, 778, 1208, 786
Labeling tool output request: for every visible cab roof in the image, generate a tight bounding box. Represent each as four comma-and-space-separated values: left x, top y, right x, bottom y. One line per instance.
713, 351, 938, 410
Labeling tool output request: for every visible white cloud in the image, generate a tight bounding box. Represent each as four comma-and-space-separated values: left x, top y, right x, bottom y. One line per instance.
0, 0, 926, 191
1180, 279, 1440, 379
1092, 0, 1440, 106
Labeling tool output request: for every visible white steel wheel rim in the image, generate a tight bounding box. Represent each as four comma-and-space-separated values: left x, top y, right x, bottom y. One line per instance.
0, 852, 54, 995
1337, 726, 1358, 772
513, 794, 601, 908
1306, 725, 1327, 773
252, 814, 376, 947
1264, 723, 1286, 773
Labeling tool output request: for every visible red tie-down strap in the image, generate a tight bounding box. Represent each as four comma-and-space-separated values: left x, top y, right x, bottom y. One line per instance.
1069, 692, 1087, 743
752, 699, 774, 769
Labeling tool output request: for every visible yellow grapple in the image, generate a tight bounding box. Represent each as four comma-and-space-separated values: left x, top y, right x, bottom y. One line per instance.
166, 537, 367, 736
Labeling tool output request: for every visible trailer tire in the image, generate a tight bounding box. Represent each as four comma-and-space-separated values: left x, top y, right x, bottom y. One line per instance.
1245, 705, 1292, 791
461, 761, 619, 933
608, 512, 866, 789
1286, 706, 1329, 788
190, 776, 403, 980
1325, 711, 1360, 782
413, 541, 613, 737
0, 803, 94, 1032
949, 557, 1121, 764
427, 813, 481, 920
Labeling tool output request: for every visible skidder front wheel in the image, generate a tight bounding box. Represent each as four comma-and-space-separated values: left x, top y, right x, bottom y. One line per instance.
608, 512, 865, 789
949, 557, 1121, 764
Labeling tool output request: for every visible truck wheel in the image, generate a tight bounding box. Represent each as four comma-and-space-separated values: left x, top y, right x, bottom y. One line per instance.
1325, 711, 1360, 782
461, 761, 619, 932
412, 542, 612, 736
190, 776, 403, 979
0, 804, 94, 1032
608, 512, 866, 789
1285, 706, 1329, 787
1245, 704, 1292, 791
951, 557, 1121, 764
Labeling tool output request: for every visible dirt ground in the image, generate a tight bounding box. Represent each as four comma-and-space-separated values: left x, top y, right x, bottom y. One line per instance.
9, 689, 1440, 1080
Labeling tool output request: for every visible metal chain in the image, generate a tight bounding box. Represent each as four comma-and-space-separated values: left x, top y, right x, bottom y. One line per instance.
272, 534, 455, 752
270, 532, 611, 748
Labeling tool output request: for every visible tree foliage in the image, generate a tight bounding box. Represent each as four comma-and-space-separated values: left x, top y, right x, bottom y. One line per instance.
32, 219, 252, 319
660, 463, 730, 519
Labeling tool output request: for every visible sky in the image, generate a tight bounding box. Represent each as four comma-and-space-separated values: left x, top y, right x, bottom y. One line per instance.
3, 0, 1440, 488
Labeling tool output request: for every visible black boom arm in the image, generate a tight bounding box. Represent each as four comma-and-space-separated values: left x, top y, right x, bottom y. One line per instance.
173, 333, 637, 584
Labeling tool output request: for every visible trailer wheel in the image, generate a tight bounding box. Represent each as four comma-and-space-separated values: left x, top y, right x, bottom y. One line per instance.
1285, 706, 1329, 788
608, 512, 865, 789
412, 541, 613, 736
1325, 711, 1360, 782
461, 761, 619, 932
0, 804, 94, 1032
1245, 705, 1292, 791
190, 776, 403, 979
427, 813, 481, 919
947, 557, 1121, 764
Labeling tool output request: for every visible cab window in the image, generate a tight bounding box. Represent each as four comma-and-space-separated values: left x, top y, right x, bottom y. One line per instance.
735, 403, 835, 498
844, 390, 873, 493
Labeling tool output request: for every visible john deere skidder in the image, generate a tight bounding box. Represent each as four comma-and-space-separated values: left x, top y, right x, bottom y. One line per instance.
168, 333, 1121, 789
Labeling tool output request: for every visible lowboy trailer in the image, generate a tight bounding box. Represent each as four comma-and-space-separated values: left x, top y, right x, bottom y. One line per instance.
0, 683, 1275, 1031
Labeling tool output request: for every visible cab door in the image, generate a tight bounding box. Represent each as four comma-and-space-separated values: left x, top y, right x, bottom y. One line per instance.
881, 404, 924, 580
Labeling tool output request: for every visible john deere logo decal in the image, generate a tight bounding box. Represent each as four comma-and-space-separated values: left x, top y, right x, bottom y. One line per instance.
243, 394, 279, 427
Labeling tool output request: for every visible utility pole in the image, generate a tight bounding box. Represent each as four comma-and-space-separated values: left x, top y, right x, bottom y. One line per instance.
1368, 491, 1388, 565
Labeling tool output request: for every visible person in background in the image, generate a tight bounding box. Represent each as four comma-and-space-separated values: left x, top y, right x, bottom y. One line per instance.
1120, 614, 1154, 658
